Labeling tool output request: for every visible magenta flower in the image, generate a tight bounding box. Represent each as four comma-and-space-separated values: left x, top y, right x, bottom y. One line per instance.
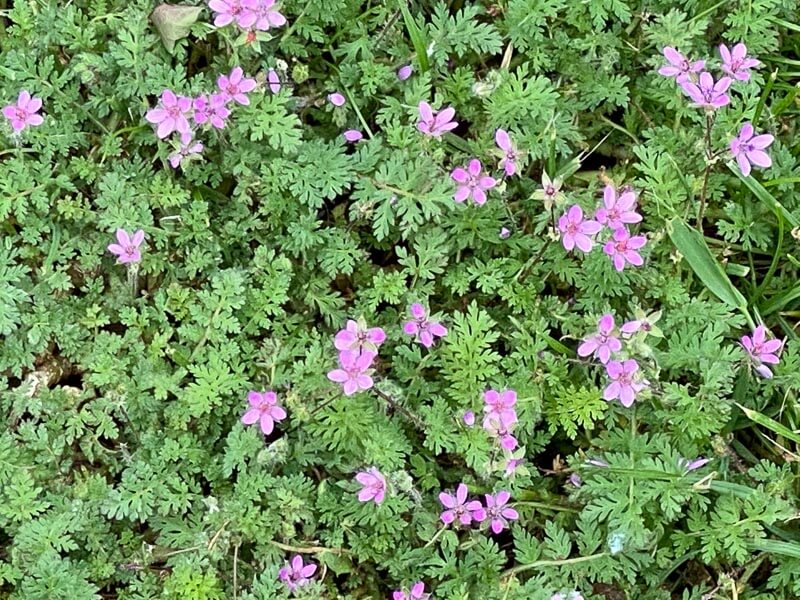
495, 128, 519, 176
462, 410, 476, 426
484, 491, 519, 534
145, 90, 192, 139
241, 390, 287, 435
327, 350, 376, 395
267, 69, 282, 94
483, 412, 518, 450
2, 90, 43, 132
499, 227, 511, 239
558, 205, 602, 253
604, 359, 646, 407
730, 122, 773, 177
334, 318, 386, 353
451, 159, 496, 205
505, 458, 523, 476
253, 0, 286, 31
217, 67, 257, 106
720, 43, 759, 81
578, 314, 622, 364
343, 129, 363, 142
603, 227, 646, 271
168, 139, 204, 169
278, 555, 316, 592
679, 457, 710, 473
328, 92, 346, 107
107, 229, 145, 264
483, 389, 517, 423
417, 101, 458, 137
355, 467, 386, 504
680, 72, 732, 109
741, 325, 783, 379
403, 303, 447, 348
439, 483, 485, 526
193, 93, 230, 129
397, 65, 413, 81
658, 47, 705, 84
595, 184, 642, 230
393, 582, 429, 600
208, 0, 257, 28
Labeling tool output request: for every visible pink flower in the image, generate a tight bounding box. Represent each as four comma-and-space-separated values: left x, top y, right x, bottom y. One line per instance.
355, 467, 386, 504
495, 128, 519, 176
462, 411, 475, 426
217, 67, 257, 106
720, 43, 759, 81
604, 359, 646, 407
595, 184, 642, 230
568, 473, 582, 487
168, 139, 204, 169
393, 582, 429, 600
417, 101, 458, 137
603, 227, 646, 271
483, 389, 517, 423
505, 458, 523, 476
499, 227, 511, 239
107, 229, 145, 264
253, 0, 286, 31
241, 390, 287, 435
278, 555, 316, 592
2, 90, 44, 132
679, 457, 710, 473
578, 314, 622, 364
483, 412, 518, 450
680, 72, 732, 109
208, 0, 258, 28
327, 350, 376, 395
334, 318, 386, 353
439, 483, 485, 526
397, 65, 413, 81
192, 93, 230, 129
267, 69, 282, 94
741, 325, 783, 379
484, 491, 519, 534
403, 303, 447, 348
558, 205, 602, 253
343, 129, 363, 142
451, 159, 496, 205
328, 92, 346, 107
657, 47, 705, 84
145, 90, 192, 139
730, 122, 773, 177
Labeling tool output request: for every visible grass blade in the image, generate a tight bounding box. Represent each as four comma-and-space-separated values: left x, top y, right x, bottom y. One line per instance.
728, 162, 800, 227
398, 3, 429, 72
735, 402, 800, 445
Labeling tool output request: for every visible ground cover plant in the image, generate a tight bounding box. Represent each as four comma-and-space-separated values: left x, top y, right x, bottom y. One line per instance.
2, 0, 800, 598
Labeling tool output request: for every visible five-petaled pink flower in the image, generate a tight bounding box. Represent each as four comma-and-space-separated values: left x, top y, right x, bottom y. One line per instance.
327, 350, 376, 395
403, 303, 447, 348
483, 389, 517, 423
107, 229, 145, 264
217, 67, 257, 106
719, 43, 759, 81
335, 318, 386, 353
495, 129, 519, 176
603, 228, 646, 271
558, 205, 602, 253
741, 324, 783, 379
595, 184, 642, 230
393, 582, 429, 600
355, 467, 387, 505
680, 72, 732, 109
278, 555, 317, 592
241, 390, 287, 435
483, 412, 518, 450
417, 101, 458, 137
730, 122, 773, 177
2, 90, 44, 132
145, 90, 192, 139
439, 483, 485, 525
657, 47, 705, 84
578, 314, 622, 364
451, 159, 496, 205
253, 0, 286, 31
484, 491, 519, 534
208, 0, 258, 29
604, 359, 646, 407
193, 93, 230, 129
168, 139, 204, 169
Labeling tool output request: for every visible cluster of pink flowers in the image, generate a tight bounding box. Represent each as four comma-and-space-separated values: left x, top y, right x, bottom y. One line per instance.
278, 554, 316, 592
482, 389, 519, 450
208, 0, 286, 32
393, 582, 429, 600
145, 67, 268, 169
107, 228, 146, 265
241, 389, 287, 434
557, 183, 646, 272
327, 317, 385, 395
578, 313, 652, 407
741, 324, 784, 379
659, 43, 773, 177
438, 483, 518, 534
2, 90, 44, 133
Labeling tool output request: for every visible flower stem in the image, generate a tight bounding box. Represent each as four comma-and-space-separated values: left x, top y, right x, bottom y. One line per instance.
503, 551, 607, 577
423, 525, 447, 548
696, 113, 715, 231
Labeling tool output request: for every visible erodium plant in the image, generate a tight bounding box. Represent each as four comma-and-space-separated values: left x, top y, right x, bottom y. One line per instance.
2, 1, 800, 599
